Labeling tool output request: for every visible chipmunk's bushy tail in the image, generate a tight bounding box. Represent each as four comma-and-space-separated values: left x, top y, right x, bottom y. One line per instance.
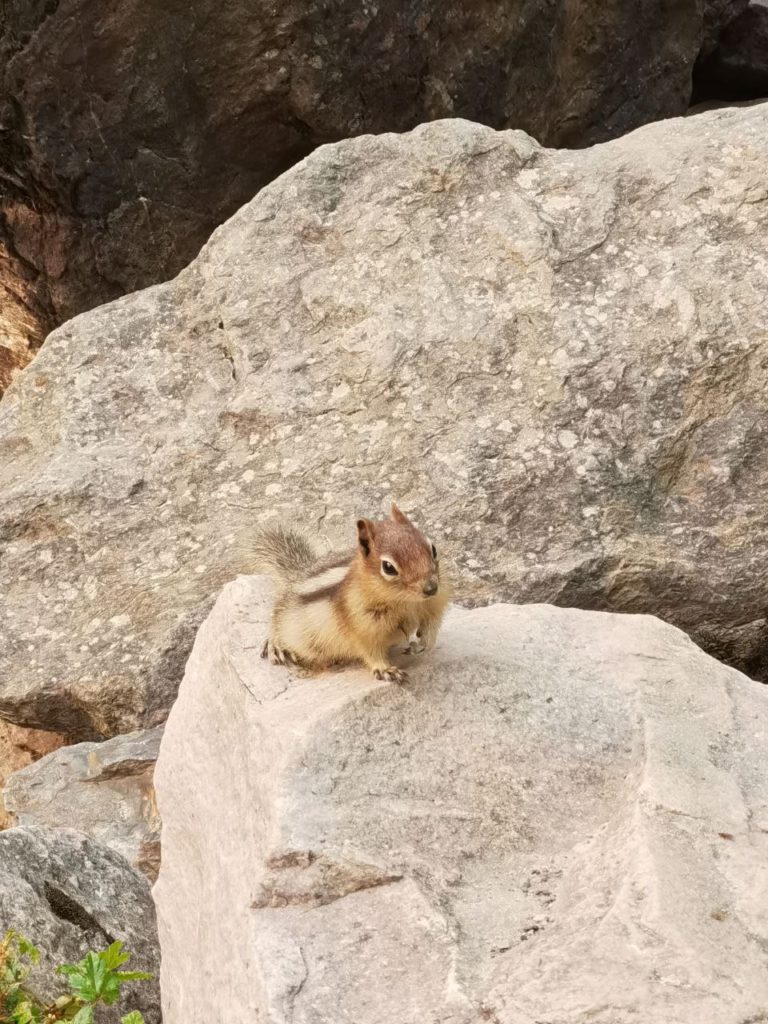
248, 524, 319, 583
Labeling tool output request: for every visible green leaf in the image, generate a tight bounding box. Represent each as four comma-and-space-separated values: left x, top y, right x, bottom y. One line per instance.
15, 938, 40, 966
101, 942, 130, 972
11, 1000, 38, 1024
62, 951, 107, 1003
1, 936, 151, 1022
100, 980, 122, 1005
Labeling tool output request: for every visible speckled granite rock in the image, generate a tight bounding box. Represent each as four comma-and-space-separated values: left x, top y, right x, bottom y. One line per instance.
154, 576, 768, 1023
0, 825, 160, 1022
0, 0, 745, 387
4, 728, 162, 879
2, 105, 768, 737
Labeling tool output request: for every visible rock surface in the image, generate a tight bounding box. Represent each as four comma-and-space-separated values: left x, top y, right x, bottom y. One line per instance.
154, 575, 768, 1023
694, 2, 768, 101
0, 825, 160, 1022
4, 728, 162, 880
3, 105, 768, 737
0, 0, 746, 386
0, 720, 65, 828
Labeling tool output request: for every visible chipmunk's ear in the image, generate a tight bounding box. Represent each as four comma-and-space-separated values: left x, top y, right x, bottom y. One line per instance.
357, 518, 375, 557
389, 503, 410, 525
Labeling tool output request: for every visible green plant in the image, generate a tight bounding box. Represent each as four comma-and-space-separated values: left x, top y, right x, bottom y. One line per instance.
0, 931, 151, 1024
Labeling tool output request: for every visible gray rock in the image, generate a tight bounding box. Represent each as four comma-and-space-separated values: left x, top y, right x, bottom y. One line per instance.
3, 105, 768, 738
154, 575, 768, 1023
4, 729, 162, 880
0, 825, 160, 1022
0, 0, 746, 388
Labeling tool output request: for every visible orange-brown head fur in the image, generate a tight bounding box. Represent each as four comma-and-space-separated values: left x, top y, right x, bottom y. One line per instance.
353, 504, 440, 605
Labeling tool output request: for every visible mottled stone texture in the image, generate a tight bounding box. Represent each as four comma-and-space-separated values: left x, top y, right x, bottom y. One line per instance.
0, 826, 160, 1022
2, 107, 768, 738
154, 576, 768, 1023
4, 728, 162, 879
0, 721, 65, 828
0, 0, 746, 386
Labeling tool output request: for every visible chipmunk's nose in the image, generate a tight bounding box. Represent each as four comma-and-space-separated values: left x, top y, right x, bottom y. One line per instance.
423, 578, 438, 597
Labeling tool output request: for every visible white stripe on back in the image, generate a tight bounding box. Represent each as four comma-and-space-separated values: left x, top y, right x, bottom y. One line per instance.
295, 565, 348, 596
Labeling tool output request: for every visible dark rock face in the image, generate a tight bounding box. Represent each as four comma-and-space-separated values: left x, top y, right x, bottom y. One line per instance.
0, 826, 160, 1022
0, 0, 747, 389
694, 2, 768, 102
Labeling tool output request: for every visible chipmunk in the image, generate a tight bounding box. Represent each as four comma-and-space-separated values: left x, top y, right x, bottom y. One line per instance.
253, 505, 449, 683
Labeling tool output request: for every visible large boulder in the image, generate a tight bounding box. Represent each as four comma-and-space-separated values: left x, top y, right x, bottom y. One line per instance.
0, 825, 160, 1022
153, 575, 768, 1023
4, 728, 162, 880
3, 105, 768, 738
0, 0, 747, 387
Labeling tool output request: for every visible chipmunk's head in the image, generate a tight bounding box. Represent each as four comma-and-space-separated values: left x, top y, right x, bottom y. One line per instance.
356, 504, 441, 601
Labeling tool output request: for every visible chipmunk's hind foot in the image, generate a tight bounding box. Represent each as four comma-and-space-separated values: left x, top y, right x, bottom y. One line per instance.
261, 639, 302, 667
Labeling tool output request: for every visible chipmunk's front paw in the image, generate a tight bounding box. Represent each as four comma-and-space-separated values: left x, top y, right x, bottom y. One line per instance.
373, 666, 410, 684
401, 628, 427, 657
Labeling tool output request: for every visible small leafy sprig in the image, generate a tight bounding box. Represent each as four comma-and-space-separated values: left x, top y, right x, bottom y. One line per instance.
0, 931, 151, 1024
0, 931, 41, 1021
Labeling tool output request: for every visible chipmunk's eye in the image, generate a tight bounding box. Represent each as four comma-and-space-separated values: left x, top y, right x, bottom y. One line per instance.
381, 560, 398, 577
431, 543, 438, 560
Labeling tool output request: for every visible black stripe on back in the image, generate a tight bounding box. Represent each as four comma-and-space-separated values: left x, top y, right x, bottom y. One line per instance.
298, 580, 344, 605
313, 551, 354, 573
